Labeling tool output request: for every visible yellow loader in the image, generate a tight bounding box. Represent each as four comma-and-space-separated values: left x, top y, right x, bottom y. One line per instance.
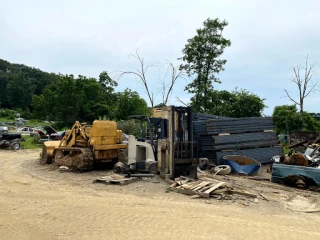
40, 120, 127, 171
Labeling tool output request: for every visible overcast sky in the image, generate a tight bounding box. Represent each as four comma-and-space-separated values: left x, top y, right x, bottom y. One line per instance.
1, 0, 320, 115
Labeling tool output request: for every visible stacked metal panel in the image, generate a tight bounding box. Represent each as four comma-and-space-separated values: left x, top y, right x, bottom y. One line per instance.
206, 117, 274, 135
193, 114, 282, 165
193, 121, 208, 139
193, 114, 218, 161
193, 113, 232, 121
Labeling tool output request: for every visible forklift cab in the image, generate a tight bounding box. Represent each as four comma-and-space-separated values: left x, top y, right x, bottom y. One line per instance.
126, 115, 168, 174
129, 115, 168, 160
126, 107, 198, 179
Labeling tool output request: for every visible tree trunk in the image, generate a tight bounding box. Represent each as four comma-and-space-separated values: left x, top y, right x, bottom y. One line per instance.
300, 99, 304, 114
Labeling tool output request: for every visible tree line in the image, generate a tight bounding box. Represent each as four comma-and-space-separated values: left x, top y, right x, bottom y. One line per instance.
0, 59, 150, 126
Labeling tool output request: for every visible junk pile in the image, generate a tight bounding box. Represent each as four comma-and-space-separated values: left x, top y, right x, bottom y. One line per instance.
199, 155, 262, 176
272, 144, 320, 190
193, 113, 283, 166
289, 131, 320, 147
169, 176, 257, 200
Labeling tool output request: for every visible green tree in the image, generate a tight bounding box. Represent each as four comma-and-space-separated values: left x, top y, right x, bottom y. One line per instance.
272, 105, 320, 133
98, 71, 118, 118
207, 90, 236, 117
32, 74, 112, 125
0, 58, 59, 111
117, 120, 141, 136
309, 112, 320, 121
115, 89, 150, 120
207, 88, 266, 117
229, 89, 266, 118
6, 73, 36, 109
180, 18, 231, 112
0, 72, 9, 107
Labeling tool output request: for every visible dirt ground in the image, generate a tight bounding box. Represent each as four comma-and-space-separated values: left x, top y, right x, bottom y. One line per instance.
1, 150, 320, 240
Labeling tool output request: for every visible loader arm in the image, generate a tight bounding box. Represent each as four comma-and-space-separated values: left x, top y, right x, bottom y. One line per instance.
60, 121, 89, 148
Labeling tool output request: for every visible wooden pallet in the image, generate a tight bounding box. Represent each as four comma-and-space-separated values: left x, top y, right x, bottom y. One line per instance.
170, 177, 257, 199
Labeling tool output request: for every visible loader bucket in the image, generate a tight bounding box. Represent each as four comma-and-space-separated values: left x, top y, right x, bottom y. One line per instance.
40, 141, 61, 164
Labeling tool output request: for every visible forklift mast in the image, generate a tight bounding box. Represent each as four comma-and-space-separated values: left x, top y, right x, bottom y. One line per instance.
152, 106, 198, 179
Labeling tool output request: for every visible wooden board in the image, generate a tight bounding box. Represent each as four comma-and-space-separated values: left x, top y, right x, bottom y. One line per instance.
204, 182, 226, 194
191, 181, 211, 191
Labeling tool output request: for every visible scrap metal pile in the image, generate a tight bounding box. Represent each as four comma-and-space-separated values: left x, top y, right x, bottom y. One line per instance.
272, 142, 320, 190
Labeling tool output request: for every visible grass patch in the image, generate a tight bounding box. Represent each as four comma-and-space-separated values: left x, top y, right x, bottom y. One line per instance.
283, 145, 290, 154
0, 117, 52, 128
26, 119, 52, 128
21, 136, 43, 149
0, 117, 13, 122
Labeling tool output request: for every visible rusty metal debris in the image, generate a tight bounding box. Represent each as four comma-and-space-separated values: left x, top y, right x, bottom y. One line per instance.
272, 142, 320, 190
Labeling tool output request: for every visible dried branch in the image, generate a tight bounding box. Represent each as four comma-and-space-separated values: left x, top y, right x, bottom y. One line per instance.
284, 89, 299, 105
176, 97, 190, 107
164, 61, 187, 105
157, 77, 167, 105
115, 50, 157, 107
115, 51, 187, 107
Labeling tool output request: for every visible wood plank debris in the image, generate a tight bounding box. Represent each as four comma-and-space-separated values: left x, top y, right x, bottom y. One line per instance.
93, 174, 138, 185
258, 192, 269, 201
169, 177, 258, 200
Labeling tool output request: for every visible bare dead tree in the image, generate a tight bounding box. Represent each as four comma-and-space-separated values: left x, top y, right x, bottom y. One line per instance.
284, 56, 318, 114
116, 51, 187, 107
115, 50, 158, 107
158, 77, 167, 106
176, 97, 190, 107
157, 61, 187, 106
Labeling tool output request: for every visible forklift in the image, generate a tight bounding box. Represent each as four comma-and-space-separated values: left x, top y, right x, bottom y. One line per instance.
153, 106, 198, 179
116, 106, 198, 179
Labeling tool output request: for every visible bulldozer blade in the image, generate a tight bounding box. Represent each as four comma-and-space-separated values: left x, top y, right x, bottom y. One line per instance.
40, 141, 61, 164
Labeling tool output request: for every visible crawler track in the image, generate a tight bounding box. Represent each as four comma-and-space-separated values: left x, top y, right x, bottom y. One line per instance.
54, 147, 94, 171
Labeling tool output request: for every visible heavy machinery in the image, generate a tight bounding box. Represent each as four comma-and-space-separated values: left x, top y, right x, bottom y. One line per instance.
120, 106, 198, 179
40, 106, 198, 179
41, 120, 127, 171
